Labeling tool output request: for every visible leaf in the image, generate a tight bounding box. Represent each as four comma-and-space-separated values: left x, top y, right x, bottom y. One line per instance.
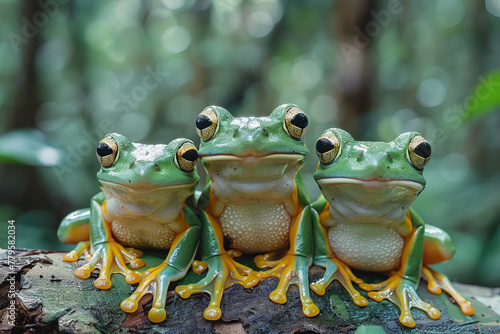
0, 129, 63, 166
464, 69, 500, 120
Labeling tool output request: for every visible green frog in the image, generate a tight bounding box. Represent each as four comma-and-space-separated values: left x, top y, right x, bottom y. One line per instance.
57, 133, 201, 323
175, 104, 317, 320
310, 128, 475, 327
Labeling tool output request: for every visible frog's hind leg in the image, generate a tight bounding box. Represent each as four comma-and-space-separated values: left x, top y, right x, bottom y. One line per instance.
254, 249, 287, 268
63, 241, 91, 262
421, 224, 475, 315
359, 220, 441, 328
58, 208, 91, 262
360, 274, 441, 328
421, 266, 475, 315
58, 208, 91, 243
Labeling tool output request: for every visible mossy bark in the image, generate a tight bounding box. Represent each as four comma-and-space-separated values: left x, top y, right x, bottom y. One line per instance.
1, 249, 499, 334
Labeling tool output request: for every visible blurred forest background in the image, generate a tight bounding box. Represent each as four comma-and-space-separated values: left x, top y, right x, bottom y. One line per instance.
0, 0, 499, 287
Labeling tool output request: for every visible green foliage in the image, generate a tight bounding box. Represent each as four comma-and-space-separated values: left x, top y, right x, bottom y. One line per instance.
464, 70, 500, 120
0, 129, 63, 166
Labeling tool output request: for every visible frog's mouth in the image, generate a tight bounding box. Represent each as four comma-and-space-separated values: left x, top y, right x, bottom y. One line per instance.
202, 153, 304, 176
317, 177, 423, 225
99, 180, 197, 191
201, 153, 305, 203
201, 153, 305, 163
317, 178, 424, 192
99, 180, 197, 206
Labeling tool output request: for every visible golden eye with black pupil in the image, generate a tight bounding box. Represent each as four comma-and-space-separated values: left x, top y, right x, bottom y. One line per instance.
196, 108, 218, 141
316, 132, 341, 164
284, 106, 308, 140
96, 136, 118, 167
176, 142, 199, 172
407, 135, 431, 170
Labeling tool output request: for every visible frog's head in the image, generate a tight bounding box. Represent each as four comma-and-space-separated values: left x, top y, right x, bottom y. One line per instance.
195, 104, 308, 157
95, 133, 199, 197
193, 104, 309, 202
313, 128, 431, 225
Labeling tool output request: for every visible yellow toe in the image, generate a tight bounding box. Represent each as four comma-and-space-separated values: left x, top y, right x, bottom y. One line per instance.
460, 303, 475, 316
310, 283, 326, 296
359, 283, 373, 291
254, 255, 267, 268
125, 272, 141, 284
94, 278, 112, 289
149, 307, 167, 323
130, 258, 146, 269
367, 292, 383, 302
175, 286, 191, 298
400, 315, 416, 328
243, 273, 260, 288
63, 253, 78, 262
120, 299, 138, 313
204, 307, 222, 321
74, 267, 91, 279
428, 307, 441, 320
227, 249, 242, 257
303, 304, 320, 317
427, 283, 442, 295
353, 295, 369, 307
269, 290, 287, 304
192, 260, 208, 274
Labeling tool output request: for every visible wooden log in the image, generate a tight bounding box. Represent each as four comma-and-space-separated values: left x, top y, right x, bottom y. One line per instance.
1, 249, 499, 333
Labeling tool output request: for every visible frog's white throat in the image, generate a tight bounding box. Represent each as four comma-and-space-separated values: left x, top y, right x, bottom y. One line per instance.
202, 153, 304, 209
317, 177, 424, 227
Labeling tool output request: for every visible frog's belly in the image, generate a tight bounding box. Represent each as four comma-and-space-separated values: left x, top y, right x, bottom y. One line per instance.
219, 204, 290, 253
328, 223, 404, 272
111, 219, 176, 250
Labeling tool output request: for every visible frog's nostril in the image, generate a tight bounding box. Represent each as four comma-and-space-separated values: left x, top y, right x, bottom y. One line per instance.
262, 128, 269, 137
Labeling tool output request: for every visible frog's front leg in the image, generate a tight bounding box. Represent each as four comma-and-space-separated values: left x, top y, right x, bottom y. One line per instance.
175, 210, 259, 321
420, 225, 475, 315
254, 205, 319, 317
74, 193, 145, 289
121, 207, 201, 323
308, 201, 368, 307
359, 210, 440, 328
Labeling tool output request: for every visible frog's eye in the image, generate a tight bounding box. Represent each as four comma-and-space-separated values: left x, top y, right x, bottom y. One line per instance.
96, 136, 118, 167
196, 108, 218, 142
407, 135, 431, 170
176, 142, 199, 172
284, 106, 308, 140
316, 131, 341, 164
